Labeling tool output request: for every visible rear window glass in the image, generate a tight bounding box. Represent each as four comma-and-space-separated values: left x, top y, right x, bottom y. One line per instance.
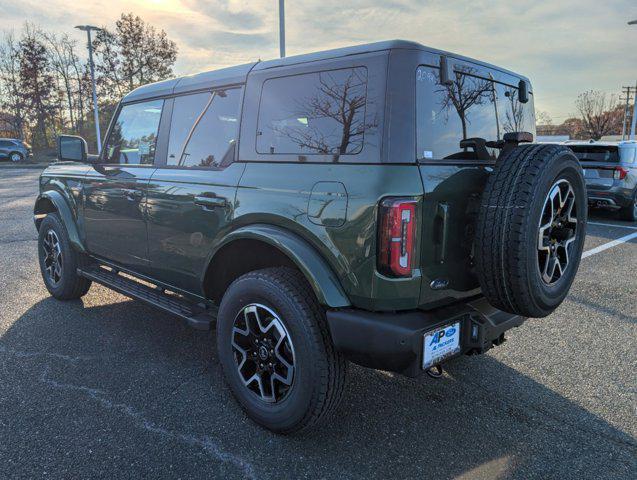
416, 65, 535, 161
256, 67, 370, 156
569, 146, 620, 163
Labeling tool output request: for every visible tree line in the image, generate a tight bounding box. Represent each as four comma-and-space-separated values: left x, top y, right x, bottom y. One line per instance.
0, 13, 177, 152
537, 90, 628, 140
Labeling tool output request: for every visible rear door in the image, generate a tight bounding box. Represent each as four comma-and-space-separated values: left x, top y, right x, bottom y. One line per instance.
82, 99, 165, 271
146, 87, 245, 294
0, 140, 11, 158
414, 60, 536, 305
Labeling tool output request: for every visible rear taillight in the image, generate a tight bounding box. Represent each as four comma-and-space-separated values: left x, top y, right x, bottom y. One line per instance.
377, 198, 417, 277
614, 167, 628, 180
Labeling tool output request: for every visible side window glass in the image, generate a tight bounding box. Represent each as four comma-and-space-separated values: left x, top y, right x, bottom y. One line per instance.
495, 83, 535, 135
167, 92, 211, 163
416, 65, 534, 161
170, 88, 242, 168
256, 67, 371, 157
104, 99, 163, 164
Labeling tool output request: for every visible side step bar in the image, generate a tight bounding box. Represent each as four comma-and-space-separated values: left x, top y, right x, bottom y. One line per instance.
77, 266, 215, 330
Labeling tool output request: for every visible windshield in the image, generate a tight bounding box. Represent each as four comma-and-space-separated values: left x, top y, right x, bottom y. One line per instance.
416, 65, 535, 161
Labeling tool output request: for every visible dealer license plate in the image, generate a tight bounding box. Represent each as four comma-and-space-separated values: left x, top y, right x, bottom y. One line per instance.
422, 322, 461, 369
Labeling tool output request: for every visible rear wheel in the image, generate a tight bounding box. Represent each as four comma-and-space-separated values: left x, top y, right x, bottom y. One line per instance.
38, 213, 92, 300
619, 192, 637, 222
475, 144, 587, 318
216, 267, 347, 434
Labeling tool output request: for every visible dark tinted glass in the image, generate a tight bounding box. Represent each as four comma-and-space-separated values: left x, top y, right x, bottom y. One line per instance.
416, 65, 535, 161
0, 140, 12, 147
170, 88, 242, 168
167, 92, 211, 164
105, 100, 163, 164
257, 67, 370, 156
570, 146, 620, 163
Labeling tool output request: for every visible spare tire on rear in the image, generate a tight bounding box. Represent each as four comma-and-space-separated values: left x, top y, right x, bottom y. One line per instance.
475, 144, 587, 318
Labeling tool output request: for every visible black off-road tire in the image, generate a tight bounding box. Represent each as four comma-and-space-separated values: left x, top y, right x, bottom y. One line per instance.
9, 151, 24, 162
619, 191, 637, 222
216, 267, 347, 434
38, 213, 92, 300
475, 144, 587, 318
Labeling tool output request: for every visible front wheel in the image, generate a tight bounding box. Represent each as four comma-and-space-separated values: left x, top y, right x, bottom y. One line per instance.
216, 267, 347, 434
38, 213, 92, 300
9, 152, 23, 162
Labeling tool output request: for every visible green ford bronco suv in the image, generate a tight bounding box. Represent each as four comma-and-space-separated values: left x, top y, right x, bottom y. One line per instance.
34, 40, 587, 433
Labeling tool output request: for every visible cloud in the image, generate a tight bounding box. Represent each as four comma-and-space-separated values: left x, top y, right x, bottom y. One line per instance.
182, 0, 265, 30
1, 0, 635, 120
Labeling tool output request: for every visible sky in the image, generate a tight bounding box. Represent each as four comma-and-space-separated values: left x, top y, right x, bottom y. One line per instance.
1, 0, 636, 122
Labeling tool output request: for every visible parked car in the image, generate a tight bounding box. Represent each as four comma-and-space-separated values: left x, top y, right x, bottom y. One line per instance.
0, 138, 31, 162
565, 140, 637, 221
34, 40, 587, 433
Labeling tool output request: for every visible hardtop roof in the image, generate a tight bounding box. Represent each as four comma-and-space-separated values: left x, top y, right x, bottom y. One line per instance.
564, 140, 637, 148
122, 39, 530, 103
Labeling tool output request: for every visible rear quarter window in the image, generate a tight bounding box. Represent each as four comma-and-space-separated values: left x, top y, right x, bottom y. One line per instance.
256, 67, 375, 159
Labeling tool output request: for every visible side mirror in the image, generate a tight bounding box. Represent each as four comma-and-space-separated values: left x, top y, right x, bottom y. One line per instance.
58, 135, 88, 162
518, 79, 530, 104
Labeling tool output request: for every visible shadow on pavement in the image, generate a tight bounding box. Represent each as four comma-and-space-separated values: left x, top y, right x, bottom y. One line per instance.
1, 296, 635, 480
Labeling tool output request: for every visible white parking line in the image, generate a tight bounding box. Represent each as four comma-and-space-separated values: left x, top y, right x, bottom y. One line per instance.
588, 221, 637, 230
582, 231, 637, 259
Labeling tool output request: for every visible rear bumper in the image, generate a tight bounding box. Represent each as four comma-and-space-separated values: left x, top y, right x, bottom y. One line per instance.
327, 297, 525, 377
587, 188, 633, 209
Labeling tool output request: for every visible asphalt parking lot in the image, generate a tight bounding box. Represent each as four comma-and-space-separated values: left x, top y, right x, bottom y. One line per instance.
0, 167, 635, 480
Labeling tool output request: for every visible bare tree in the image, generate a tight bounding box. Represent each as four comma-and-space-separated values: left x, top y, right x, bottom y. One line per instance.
502, 87, 525, 133
0, 32, 25, 138
536, 110, 553, 126
272, 68, 376, 157
576, 90, 621, 140
42, 31, 81, 132
436, 69, 492, 140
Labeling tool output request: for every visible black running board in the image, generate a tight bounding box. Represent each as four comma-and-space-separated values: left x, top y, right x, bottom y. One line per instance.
77, 266, 215, 330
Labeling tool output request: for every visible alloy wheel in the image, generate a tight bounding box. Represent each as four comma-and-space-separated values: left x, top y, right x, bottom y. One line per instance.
537, 179, 578, 285
42, 229, 63, 285
10, 153, 21, 162
231, 304, 295, 403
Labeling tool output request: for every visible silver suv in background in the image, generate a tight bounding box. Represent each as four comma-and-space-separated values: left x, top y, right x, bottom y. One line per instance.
0, 138, 32, 162
566, 141, 637, 221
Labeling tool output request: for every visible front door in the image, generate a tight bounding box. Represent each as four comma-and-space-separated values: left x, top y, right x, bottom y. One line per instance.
83, 98, 165, 271
0, 140, 13, 159
146, 87, 244, 294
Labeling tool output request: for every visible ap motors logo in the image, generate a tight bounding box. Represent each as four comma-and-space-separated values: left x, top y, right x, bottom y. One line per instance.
429, 325, 457, 348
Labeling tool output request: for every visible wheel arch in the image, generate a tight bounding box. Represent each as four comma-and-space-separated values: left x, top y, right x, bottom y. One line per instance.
203, 224, 351, 309
34, 191, 86, 253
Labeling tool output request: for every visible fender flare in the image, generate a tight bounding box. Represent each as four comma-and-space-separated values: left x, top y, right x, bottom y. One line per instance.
212, 224, 351, 308
34, 190, 86, 253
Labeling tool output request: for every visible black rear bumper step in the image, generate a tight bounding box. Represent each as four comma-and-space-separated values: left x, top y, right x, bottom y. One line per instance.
77, 266, 215, 330
327, 297, 524, 377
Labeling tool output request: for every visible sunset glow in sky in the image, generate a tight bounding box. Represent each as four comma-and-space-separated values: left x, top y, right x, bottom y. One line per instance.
2, 0, 636, 121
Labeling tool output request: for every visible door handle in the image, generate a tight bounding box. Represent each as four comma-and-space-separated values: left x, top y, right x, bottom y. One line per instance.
124, 189, 143, 201
194, 195, 228, 209
435, 202, 450, 264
